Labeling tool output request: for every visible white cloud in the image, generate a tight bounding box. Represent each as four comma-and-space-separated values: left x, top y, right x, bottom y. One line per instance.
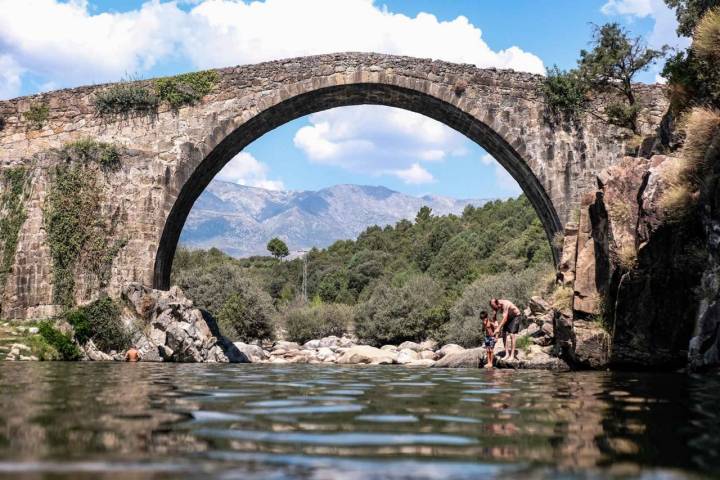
215, 152, 284, 190
0, 54, 23, 99
494, 163, 521, 196
183, 0, 545, 73
601, 0, 690, 50
391, 163, 435, 184
293, 105, 469, 176
0, 0, 185, 96
478, 153, 521, 195
0, 0, 546, 99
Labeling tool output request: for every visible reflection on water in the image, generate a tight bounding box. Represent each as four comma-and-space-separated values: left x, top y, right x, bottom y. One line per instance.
0, 363, 717, 479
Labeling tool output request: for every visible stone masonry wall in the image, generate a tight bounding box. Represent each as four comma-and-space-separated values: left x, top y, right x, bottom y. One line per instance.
0, 53, 668, 319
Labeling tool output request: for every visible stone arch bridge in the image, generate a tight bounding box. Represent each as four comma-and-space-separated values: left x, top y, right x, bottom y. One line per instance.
0, 53, 666, 319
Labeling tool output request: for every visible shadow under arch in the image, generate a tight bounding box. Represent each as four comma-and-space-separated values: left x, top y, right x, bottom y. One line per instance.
153, 83, 562, 289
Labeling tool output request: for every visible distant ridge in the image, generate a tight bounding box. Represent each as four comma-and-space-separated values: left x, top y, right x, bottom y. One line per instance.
179, 180, 490, 257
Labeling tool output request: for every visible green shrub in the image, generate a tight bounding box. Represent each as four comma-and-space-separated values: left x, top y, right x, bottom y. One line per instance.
38, 321, 81, 360
62, 138, 121, 171
155, 70, 219, 109
66, 297, 130, 352
23, 102, 49, 129
217, 291, 275, 342
354, 274, 443, 347
542, 65, 588, 117
516, 335, 532, 352
283, 303, 352, 344
605, 102, 641, 131
25, 333, 61, 361
94, 82, 158, 116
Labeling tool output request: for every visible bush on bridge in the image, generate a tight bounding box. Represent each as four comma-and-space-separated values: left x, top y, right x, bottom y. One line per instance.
94, 82, 159, 117
154, 70, 219, 109
23, 102, 49, 130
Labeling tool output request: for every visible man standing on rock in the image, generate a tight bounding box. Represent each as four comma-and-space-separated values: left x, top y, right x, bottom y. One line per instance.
490, 298, 521, 362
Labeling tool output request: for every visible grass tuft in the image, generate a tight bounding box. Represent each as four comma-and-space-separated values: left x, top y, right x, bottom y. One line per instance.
155, 70, 219, 109
694, 7, 720, 61
23, 102, 49, 130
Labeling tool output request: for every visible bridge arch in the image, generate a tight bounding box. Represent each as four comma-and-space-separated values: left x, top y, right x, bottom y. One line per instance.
152, 80, 562, 289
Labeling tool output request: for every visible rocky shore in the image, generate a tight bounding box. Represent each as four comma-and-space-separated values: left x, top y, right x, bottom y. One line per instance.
2, 283, 609, 370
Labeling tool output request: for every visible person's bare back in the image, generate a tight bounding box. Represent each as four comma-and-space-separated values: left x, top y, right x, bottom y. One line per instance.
125, 348, 140, 362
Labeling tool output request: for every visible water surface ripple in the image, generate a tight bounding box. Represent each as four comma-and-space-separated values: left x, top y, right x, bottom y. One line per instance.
0, 362, 718, 479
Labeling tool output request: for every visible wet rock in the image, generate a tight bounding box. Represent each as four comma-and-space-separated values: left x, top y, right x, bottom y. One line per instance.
434, 348, 485, 368
337, 345, 396, 365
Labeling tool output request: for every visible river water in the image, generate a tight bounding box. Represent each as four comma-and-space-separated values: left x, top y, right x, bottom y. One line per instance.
0, 363, 718, 479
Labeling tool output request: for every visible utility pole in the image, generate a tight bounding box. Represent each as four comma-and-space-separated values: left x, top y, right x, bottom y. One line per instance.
298, 250, 308, 303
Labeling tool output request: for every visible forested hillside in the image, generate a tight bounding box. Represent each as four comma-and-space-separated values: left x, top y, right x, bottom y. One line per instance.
172, 195, 554, 346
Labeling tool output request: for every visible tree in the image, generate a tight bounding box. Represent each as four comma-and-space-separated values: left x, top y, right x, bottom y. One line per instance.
664, 0, 720, 36
663, 3, 720, 110
578, 23, 668, 131
543, 23, 667, 132
266, 237, 289, 259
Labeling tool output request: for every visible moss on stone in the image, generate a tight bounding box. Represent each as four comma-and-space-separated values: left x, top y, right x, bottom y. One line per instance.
0, 167, 29, 289
23, 102, 49, 130
155, 70, 219, 109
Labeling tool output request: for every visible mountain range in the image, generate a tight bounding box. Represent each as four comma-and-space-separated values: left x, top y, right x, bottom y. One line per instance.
179, 181, 490, 258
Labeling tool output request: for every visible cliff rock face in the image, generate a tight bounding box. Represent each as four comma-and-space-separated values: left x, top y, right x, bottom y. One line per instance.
575, 155, 704, 368
689, 131, 720, 371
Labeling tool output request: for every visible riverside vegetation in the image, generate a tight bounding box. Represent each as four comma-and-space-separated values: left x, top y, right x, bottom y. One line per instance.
171, 195, 555, 348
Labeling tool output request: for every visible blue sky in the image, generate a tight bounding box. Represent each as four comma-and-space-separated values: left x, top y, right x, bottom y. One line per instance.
0, 0, 688, 199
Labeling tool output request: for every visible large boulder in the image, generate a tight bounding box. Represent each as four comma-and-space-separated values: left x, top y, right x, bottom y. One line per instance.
121, 283, 247, 363
396, 348, 419, 364
572, 320, 610, 369
496, 345, 570, 371
434, 348, 485, 368
336, 345, 396, 364
437, 344, 464, 358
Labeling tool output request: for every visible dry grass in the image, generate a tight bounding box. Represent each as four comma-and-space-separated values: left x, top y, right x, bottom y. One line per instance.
694, 7, 720, 61
659, 108, 720, 222
615, 243, 638, 271
551, 285, 574, 312
552, 231, 565, 250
